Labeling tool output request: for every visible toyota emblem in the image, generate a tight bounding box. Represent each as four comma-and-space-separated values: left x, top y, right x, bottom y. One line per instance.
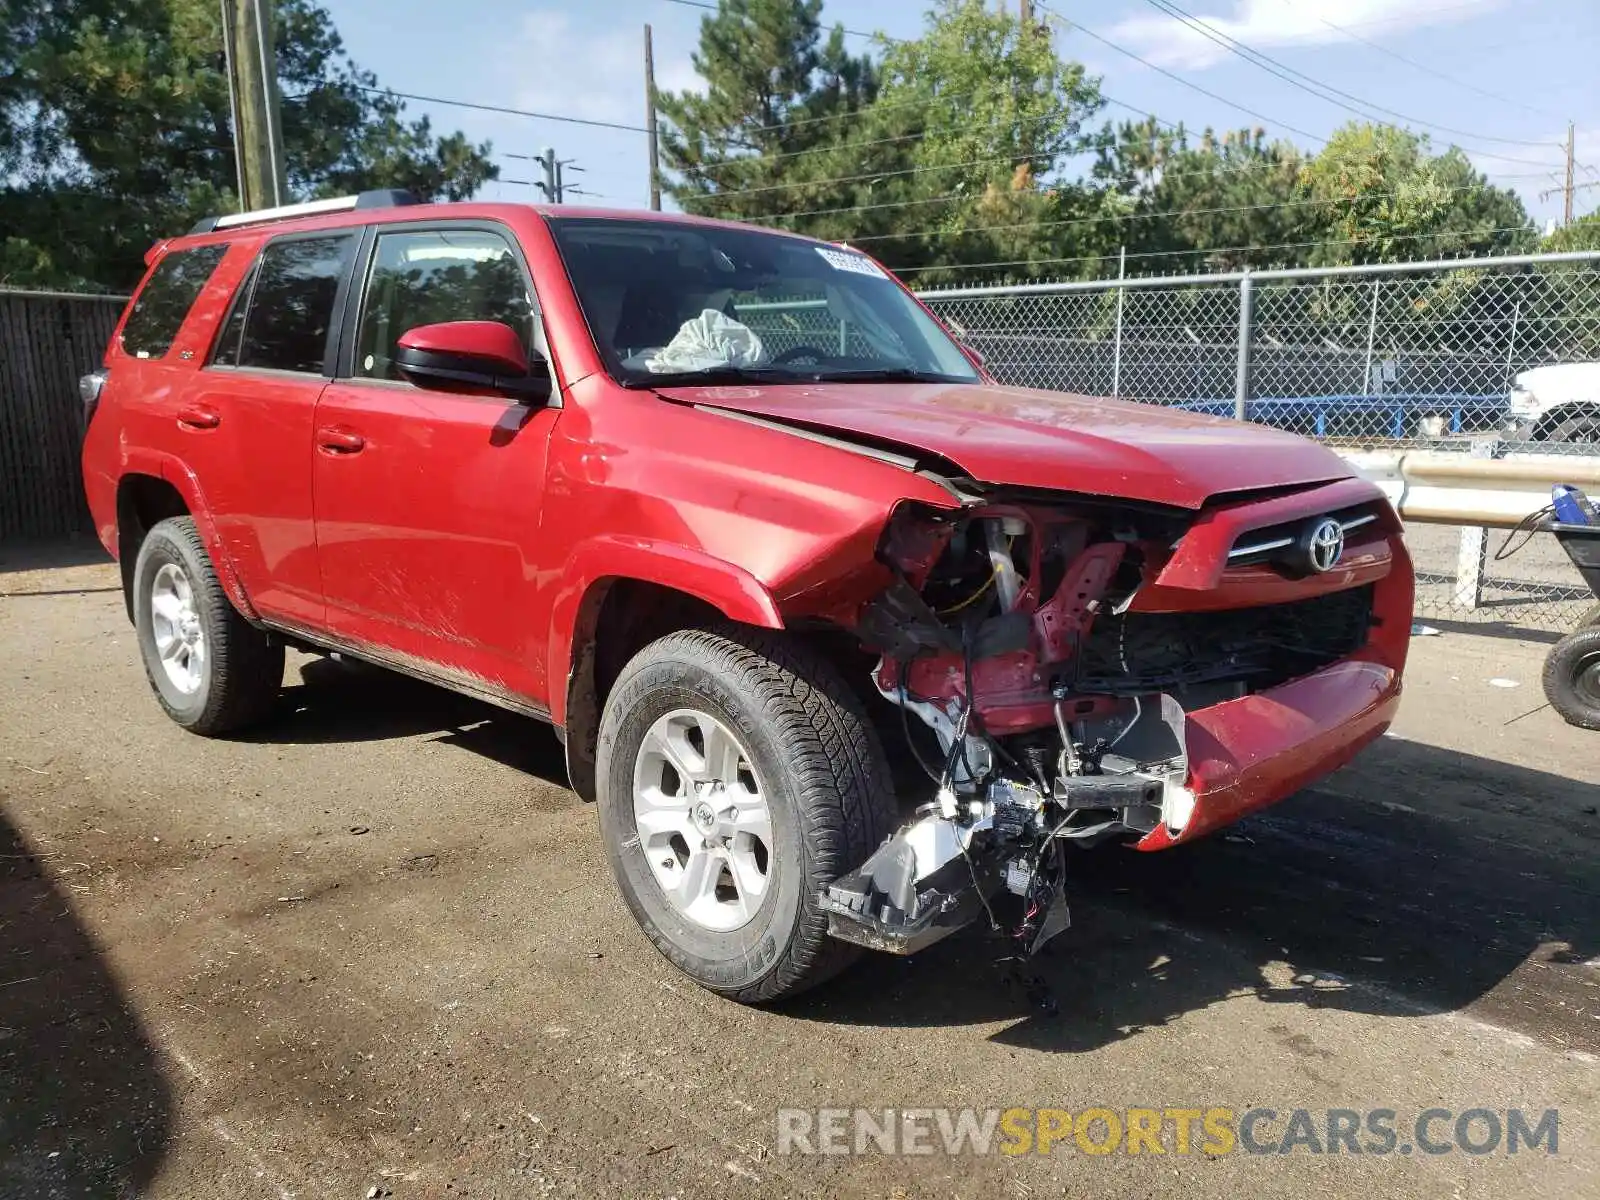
1302, 518, 1345, 574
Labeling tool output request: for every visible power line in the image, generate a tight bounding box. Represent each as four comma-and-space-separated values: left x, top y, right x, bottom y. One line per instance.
1133, 0, 1559, 161
680, 105, 1086, 169
676, 82, 1324, 207
686, 138, 1292, 211
652, 0, 1565, 217
678, 150, 1063, 206
667, 87, 1205, 173
658, 0, 1174, 146
1100, 94, 1187, 133
659, 0, 1566, 180
1340, 1, 1500, 30
844, 181, 1530, 246
746, 159, 1302, 225
697, 147, 1560, 228
893, 224, 1537, 277
1264, 0, 1563, 122
352, 86, 650, 135
1038, 6, 1328, 146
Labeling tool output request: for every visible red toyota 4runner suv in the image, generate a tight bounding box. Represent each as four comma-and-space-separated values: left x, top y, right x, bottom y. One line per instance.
82, 192, 1413, 1002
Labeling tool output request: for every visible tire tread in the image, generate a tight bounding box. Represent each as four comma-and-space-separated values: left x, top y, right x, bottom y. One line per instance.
136, 517, 283, 736
604, 624, 898, 1003
1541, 626, 1600, 731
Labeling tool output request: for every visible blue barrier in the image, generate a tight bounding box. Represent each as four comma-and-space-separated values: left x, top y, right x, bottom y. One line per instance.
1175, 394, 1508, 438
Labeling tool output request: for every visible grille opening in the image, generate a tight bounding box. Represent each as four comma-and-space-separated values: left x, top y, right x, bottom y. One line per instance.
1069, 584, 1375, 696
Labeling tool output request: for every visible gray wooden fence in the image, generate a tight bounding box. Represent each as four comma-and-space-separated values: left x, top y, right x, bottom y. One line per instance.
0, 289, 125, 541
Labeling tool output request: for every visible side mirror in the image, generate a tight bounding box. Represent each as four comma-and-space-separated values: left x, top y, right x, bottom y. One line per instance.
961, 341, 987, 368
393, 320, 551, 403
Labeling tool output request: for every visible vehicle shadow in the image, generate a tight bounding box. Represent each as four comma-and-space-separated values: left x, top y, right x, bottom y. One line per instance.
242, 655, 571, 788
787, 737, 1600, 1054
0, 806, 173, 1196
0, 538, 112, 576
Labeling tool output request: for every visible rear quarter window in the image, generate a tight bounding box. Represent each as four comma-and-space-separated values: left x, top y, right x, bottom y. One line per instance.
120, 244, 229, 359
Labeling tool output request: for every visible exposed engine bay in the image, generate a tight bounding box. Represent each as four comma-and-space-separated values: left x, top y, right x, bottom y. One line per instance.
820, 496, 1375, 994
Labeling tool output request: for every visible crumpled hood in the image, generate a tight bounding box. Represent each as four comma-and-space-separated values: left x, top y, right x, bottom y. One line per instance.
656, 380, 1353, 510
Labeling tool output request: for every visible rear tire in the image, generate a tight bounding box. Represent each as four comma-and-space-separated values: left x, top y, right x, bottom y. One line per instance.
1542, 627, 1600, 731
596, 625, 897, 1003
132, 516, 284, 735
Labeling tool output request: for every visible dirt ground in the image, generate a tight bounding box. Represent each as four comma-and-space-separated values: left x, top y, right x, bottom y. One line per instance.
2, 541, 1598, 1200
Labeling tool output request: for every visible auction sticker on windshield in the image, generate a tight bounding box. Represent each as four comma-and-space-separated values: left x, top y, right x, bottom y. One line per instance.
816, 246, 888, 278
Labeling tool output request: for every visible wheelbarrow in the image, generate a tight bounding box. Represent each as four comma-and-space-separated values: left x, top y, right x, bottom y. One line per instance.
1543, 520, 1600, 730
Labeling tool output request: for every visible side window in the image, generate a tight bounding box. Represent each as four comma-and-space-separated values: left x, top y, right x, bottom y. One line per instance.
210, 262, 255, 368
120, 244, 229, 359
355, 228, 535, 380
230, 234, 355, 374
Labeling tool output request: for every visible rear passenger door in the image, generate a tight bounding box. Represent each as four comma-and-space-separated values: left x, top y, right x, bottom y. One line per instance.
310, 222, 559, 706
183, 231, 358, 627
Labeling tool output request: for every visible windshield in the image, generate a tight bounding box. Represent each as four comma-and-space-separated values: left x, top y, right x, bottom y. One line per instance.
545, 217, 981, 387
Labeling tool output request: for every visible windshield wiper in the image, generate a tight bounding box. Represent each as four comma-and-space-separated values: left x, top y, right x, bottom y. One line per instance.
620, 366, 803, 389
623, 365, 969, 388
801, 368, 966, 384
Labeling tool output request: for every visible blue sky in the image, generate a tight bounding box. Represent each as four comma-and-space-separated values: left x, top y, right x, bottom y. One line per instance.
320, 0, 1598, 234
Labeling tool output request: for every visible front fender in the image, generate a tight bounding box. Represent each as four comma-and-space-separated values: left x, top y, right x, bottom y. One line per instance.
545, 535, 784, 727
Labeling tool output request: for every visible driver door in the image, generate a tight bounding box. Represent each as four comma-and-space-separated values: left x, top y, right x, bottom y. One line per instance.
311, 222, 559, 706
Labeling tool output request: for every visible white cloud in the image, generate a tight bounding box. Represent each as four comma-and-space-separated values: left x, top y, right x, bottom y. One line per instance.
1102, 0, 1507, 71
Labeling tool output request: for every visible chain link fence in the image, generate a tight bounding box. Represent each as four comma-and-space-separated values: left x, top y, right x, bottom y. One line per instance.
8, 261, 1600, 635
918, 252, 1600, 634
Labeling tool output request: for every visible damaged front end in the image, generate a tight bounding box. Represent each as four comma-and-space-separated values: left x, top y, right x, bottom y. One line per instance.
820, 496, 1210, 965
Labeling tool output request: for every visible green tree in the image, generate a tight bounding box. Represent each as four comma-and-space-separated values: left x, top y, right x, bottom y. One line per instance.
0, 0, 497, 291
1298, 123, 1534, 265
1543, 212, 1600, 253
657, 0, 877, 222
830, 0, 1107, 283
1094, 124, 1310, 274
1534, 214, 1600, 358
657, 0, 1106, 284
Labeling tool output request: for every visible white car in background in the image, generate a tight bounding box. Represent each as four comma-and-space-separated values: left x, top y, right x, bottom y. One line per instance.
1509, 362, 1600, 443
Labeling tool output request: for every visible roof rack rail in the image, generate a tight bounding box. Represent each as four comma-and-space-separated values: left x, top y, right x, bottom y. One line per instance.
188, 189, 422, 235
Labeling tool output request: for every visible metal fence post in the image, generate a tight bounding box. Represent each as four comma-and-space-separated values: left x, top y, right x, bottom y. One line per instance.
1452, 437, 1500, 611
1362, 278, 1380, 396
1503, 297, 1521, 391
1234, 270, 1253, 421
1111, 245, 1126, 398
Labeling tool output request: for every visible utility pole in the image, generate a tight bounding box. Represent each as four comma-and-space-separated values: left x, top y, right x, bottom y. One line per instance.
537, 146, 558, 203
531, 149, 587, 203
1564, 121, 1576, 226
644, 24, 662, 211
220, 0, 287, 210
1019, 0, 1033, 25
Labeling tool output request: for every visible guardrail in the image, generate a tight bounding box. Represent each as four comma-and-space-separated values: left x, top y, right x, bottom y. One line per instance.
1336, 441, 1600, 618
1341, 446, 1600, 529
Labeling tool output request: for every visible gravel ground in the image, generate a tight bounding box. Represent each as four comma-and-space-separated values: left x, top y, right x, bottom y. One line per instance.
2, 542, 1598, 1200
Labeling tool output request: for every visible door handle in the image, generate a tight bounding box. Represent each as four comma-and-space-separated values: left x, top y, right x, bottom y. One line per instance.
316, 426, 366, 454
176, 406, 221, 431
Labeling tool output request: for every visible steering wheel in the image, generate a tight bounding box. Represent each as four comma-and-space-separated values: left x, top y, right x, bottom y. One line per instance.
771, 344, 838, 365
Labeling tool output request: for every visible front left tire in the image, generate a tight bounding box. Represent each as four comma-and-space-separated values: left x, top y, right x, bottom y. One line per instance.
595, 625, 898, 1003
132, 516, 284, 735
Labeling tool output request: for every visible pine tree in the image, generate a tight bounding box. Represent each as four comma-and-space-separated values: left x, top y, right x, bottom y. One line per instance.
657, 0, 876, 223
